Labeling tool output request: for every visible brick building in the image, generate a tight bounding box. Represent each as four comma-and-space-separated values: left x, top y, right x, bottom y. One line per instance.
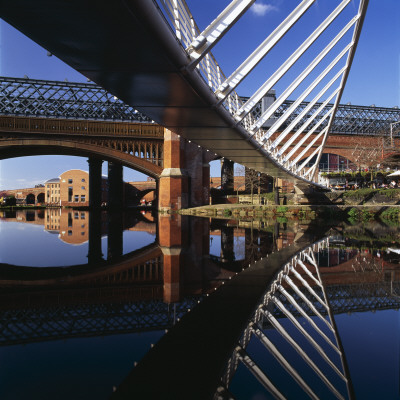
3, 169, 154, 207
60, 170, 90, 207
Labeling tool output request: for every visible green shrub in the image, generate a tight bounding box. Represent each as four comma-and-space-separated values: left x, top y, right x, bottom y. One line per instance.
223, 209, 232, 217
381, 207, 400, 220
276, 206, 288, 214
347, 208, 359, 219
277, 216, 288, 224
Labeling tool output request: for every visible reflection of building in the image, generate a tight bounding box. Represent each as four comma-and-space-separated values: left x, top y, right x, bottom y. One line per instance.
44, 208, 89, 244
45, 178, 61, 206
59, 210, 89, 244
45, 208, 61, 231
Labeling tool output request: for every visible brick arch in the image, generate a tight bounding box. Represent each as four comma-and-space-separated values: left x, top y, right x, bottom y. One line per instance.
298, 148, 358, 166
26, 193, 35, 204
0, 139, 162, 178
37, 192, 45, 203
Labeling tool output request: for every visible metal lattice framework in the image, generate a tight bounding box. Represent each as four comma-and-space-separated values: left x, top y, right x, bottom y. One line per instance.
0, 76, 152, 122
248, 98, 400, 136
217, 238, 352, 400
159, 0, 369, 183
2, 76, 398, 138
0, 297, 201, 347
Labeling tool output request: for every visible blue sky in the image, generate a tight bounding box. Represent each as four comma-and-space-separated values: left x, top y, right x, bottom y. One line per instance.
0, 0, 399, 189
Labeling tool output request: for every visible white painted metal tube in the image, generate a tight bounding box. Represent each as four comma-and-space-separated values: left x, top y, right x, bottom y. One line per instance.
277, 284, 338, 351
297, 143, 324, 171
236, 346, 286, 400
275, 73, 343, 155
297, 259, 321, 287
251, 324, 320, 400
289, 266, 328, 309
284, 105, 334, 162
187, 0, 256, 65
269, 297, 346, 379
233, 0, 352, 120
215, 0, 316, 100
263, 42, 352, 144
251, 30, 355, 133
261, 309, 345, 400
283, 274, 332, 330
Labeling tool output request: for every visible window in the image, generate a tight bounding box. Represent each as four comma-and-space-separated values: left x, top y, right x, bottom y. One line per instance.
68, 187, 73, 202
74, 212, 79, 219
81, 195, 86, 202
81, 178, 85, 182
81, 186, 85, 190
74, 195, 79, 202
68, 230, 72, 236
81, 213, 85, 219
68, 179, 73, 184
68, 213, 72, 227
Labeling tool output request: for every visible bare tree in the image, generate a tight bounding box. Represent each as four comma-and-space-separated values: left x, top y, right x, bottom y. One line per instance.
236, 165, 262, 204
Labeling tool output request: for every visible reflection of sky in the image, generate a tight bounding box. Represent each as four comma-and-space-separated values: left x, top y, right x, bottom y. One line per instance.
209, 233, 246, 261
209, 235, 221, 257
336, 310, 400, 399
0, 221, 155, 267
0, 330, 164, 400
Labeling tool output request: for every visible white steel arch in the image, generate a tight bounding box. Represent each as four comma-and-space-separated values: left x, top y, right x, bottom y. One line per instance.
160, 0, 369, 185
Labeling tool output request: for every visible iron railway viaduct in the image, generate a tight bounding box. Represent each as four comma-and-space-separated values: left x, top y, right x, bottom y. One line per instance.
1, 77, 399, 209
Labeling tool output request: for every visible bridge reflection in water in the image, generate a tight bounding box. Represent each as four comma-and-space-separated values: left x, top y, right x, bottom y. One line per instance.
1, 213, 400, 399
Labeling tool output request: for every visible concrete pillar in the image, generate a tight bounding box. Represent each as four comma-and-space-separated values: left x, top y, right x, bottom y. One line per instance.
107, 211, 123, 259
221, 159, 234, 193
87, 157, 103, 208
159, 129, 188, 211
88, 208, 103, 264
108, 161, 123, 208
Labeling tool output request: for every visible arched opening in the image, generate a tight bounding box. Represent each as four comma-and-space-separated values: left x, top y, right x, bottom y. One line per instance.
0, 153, 159, 209
26, 193, 35, 204
299, 153, 356, 173
37, 193, 45, 204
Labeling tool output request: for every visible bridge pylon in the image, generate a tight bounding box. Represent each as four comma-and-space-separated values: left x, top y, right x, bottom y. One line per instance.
158, 130, 189, 211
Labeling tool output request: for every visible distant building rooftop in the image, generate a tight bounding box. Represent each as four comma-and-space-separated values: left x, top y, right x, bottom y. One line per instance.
45, 178, 60, 184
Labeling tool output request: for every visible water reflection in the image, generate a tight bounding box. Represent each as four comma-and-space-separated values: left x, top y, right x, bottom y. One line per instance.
1, 213, 400, 399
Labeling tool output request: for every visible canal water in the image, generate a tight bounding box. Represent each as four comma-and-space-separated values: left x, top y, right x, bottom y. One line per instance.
0, 209, 400, 399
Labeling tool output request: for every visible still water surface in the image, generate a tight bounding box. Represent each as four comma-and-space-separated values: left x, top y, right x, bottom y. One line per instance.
0, 209, 400, 399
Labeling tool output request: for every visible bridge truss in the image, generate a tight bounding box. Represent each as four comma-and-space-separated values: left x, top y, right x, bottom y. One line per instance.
0, 77, 400, 137
2, 76, 400, 137
158, 0, 370, 183
216, 238, 400, 399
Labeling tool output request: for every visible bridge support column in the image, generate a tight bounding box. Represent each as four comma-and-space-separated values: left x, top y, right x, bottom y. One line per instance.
107, 211, 123, 259
159, 214, 183, 303
221, 226, 235, 264
88, 208, 103, 264
221, 159, 234, 193
159, 130, 188, 211
87, 157, 103, 208
108, 162, 123, 208
202, 163, 210, 205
